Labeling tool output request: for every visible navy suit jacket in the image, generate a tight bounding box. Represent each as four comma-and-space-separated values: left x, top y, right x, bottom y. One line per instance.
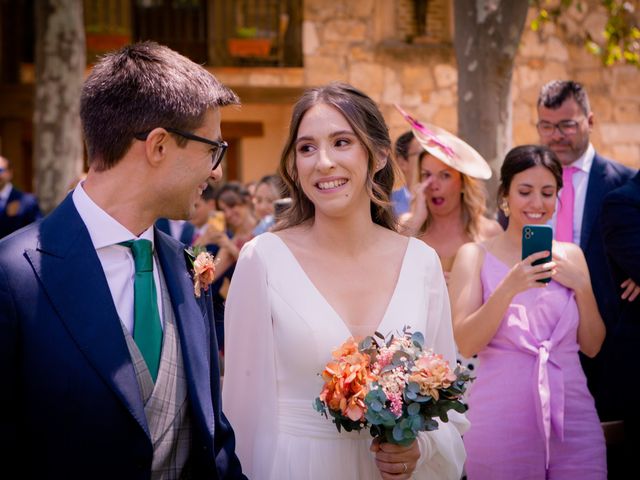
580, 154, 636, 328
0, 195, 245, 479
156, 217, 196, 245
601, 173, 640, 410
577, 153, 635, 420
0, 186, 42, 239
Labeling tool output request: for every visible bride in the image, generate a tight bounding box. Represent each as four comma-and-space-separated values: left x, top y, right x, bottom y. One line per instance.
222, 82, 468, 479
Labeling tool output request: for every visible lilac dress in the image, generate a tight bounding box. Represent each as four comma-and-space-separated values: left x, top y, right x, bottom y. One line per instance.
463, 249, 606, 480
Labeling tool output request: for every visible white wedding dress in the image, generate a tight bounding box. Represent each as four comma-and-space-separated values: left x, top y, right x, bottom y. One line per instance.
222, 233, 469, 479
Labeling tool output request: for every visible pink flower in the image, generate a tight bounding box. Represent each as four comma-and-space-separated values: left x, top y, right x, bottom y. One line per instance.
193, 252, 216, 298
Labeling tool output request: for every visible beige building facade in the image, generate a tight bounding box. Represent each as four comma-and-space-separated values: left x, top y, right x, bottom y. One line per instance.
0, 0, 637, 190
215, 0, 639, 183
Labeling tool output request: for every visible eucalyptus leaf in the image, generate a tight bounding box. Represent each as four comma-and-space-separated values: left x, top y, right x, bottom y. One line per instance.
407, 402, 421, 416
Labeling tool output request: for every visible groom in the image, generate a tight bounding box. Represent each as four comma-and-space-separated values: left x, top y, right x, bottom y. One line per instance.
0, 42, 246, 479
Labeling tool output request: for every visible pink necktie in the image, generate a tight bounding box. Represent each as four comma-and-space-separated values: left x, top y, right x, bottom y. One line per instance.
555, 167, 578, 242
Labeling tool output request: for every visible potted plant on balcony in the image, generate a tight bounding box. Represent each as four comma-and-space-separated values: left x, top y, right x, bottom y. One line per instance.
227, 27, 274, 58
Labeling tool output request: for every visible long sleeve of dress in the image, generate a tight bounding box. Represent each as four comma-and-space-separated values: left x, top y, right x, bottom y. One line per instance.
222, 240, 277, 479
414, 248, 470, 479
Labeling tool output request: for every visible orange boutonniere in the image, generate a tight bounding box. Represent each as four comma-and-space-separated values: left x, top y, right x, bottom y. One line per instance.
5, 200, 20, 217
185, 247, 216, 298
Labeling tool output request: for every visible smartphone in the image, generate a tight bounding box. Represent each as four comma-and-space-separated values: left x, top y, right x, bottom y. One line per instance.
522, 225, 552, 283
207, 211, 226, 232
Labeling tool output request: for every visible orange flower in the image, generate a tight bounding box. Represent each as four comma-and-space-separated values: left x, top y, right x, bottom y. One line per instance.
193, 251, 216, 298
318, 338, 377, 422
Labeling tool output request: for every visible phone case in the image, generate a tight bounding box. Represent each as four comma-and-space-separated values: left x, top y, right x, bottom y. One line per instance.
207, 211, 226, 232
522, 225, 553, 283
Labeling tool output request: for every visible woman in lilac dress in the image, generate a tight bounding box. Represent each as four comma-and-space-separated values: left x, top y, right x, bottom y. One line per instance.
449, 145, 606, 479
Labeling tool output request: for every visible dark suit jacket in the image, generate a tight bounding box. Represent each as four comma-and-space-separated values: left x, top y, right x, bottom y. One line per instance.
578, 153, 635, 420
156, 217, 196, 245
0, 185, 42, 239
0, 195, 245, 479
581, 154, 636, 328
601, 172, 640, 417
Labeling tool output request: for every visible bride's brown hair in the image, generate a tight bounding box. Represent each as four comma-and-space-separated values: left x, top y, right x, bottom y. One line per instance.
275, 82, 396, 231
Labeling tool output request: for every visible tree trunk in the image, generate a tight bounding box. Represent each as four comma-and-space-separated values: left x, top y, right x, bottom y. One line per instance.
34, 0, 85, 213
453, 0, 529, 209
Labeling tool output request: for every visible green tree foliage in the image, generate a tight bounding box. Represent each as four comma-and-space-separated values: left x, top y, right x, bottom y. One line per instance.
531, 0, 639, 67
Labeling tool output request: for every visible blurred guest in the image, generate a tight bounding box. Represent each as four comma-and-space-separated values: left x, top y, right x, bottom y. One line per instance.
245, 179, 257, 198
194, 182, 257, 353
189, 185, 218, 245
252, 174, 285, 235
390, 130, 421, 217
0, 155, 42, 239
450, 145, 606, 479
197, 182, 257, 274
155, 217, 195, 245
189, 185, 230, 356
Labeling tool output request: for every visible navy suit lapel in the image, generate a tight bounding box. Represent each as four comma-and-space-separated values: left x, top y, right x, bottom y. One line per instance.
580, 155, 606, 251
155, 230, 215, 435
25, 195, 150, 437
155, 218, 171, 236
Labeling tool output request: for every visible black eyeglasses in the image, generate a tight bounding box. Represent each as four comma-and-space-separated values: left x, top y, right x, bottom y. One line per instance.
134, 127, 228, 170
536, 120, 580, 137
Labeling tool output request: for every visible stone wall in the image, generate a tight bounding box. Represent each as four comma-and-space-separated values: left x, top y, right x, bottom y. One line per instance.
217, 0, 639, 181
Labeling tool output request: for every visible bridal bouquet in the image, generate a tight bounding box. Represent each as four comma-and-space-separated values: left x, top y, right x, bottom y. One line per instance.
313, 328, 471, 446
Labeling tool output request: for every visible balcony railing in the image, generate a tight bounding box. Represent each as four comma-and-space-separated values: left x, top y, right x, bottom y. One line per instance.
208, 0, 302, 67
132, 0, 302, 67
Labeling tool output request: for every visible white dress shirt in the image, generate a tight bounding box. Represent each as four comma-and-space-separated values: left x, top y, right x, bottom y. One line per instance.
72, 183, 164, 335
551, 143, 595, 246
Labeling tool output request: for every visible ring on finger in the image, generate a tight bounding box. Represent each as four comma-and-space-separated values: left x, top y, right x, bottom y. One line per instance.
402, 463, 408, 473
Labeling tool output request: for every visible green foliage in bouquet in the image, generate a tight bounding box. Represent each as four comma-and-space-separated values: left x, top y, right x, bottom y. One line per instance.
314, 327, 473, 445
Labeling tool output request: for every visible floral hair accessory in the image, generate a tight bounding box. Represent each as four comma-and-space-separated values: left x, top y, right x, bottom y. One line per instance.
185, 246, 216, 298
314, 327, 473, 445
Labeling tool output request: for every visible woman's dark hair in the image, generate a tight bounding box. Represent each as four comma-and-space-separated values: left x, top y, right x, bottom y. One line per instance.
497, 145, 563, 202
256, 174, 287, 200
215, 181, 252, 208
276, 82, 395, 231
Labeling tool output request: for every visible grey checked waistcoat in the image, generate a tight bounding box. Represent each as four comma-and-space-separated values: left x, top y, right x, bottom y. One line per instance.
122, 263, 192, 480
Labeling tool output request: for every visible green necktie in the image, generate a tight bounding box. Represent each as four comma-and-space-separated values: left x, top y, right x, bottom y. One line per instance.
120, 239, 162, 382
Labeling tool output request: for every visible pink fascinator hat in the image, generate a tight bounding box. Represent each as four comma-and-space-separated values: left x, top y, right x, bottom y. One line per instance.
394, 104, 492, 180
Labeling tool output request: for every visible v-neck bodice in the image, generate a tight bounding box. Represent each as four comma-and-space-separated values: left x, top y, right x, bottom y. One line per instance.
265, 232, 411, 339
222, 231, 469, 479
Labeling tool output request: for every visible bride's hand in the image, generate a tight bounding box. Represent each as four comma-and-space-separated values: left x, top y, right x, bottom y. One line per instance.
370, 438, 420, 479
